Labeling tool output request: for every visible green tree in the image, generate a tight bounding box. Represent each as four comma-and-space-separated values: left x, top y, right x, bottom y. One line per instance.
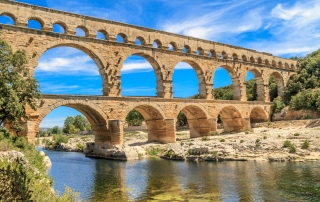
176, 112, 188, 126
52, 126, 61, 134
269, 75, 278, 102
214, 85, 233, 100
246, 79, 257, 101
0, 39, 41, 133
126, 110, 144, 126
73, 115, 91, 131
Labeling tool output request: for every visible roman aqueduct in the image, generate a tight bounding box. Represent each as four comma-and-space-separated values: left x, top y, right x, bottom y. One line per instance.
0, 0, 298, 146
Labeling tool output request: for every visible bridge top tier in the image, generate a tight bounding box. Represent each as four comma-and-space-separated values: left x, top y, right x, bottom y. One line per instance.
0, 0, 298, 70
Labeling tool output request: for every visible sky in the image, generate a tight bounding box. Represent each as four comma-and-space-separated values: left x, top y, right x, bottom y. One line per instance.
1, 0, 320, 128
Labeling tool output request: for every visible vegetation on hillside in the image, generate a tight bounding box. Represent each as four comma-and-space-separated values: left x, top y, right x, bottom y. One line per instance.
0, 39, 41, 133
63, 115, 91, 134
0, 129, 77, 201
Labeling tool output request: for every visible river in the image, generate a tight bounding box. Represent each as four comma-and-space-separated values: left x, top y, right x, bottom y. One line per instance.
41, 149, 320, 201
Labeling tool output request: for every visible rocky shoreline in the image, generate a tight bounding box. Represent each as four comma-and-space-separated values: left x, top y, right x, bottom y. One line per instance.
39, 119, 320, 162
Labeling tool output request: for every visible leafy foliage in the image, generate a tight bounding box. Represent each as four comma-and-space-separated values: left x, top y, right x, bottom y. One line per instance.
63, 115, 91, 134
284, 49, 320, 104
0, 39, 41, 133
176, 111, 188, 126
125, 109, 144, 126
269, 76, 278, 102
246, 79, 257, 101
214, 85, 233, 100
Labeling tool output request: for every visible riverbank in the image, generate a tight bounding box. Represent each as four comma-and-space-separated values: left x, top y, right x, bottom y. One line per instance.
39, 119, 320, 162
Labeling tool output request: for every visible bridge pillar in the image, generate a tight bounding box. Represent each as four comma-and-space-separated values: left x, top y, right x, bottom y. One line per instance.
157, 80, 173, 98
145, 119, 176, 143
188, 118, 216, 138
199, 84, 214, 99
239, 83, 247, 101
263, 84, 270, 102
222, 117, 250, 132
94, 120, 123, 148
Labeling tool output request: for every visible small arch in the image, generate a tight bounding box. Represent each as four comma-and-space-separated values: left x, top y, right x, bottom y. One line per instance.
265, 59, 270, 66
221, 51, 228, 59
218, 106, 244, 133
76, 26, 88, 37
136, 36, 147, 46
153, 39, 162, 48
116, 33, 128, 43
232, 53, 238, 61
0, 12, 16, 25
196, 47, 204, 55
284, 63, 289, 69
52, 22, 66, 34
209, 50, 216, 58
250, 107, 268, 123
97, 30, 108, 40
28, 17, 44, 30
168, 41, 177, 51
250, 56, 255, 63
278, 61, 283, 68
242, 55, 248, 62
183, 45, 191, 53
272, 60, 277, 67
257, 57, 262, 64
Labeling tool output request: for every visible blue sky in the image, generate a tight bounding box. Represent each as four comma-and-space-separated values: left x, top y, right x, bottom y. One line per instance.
1, 0, 320, 128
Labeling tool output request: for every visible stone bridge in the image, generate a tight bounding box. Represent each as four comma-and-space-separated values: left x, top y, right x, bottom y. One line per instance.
0, 0, 297, 146
23, 95, 271, 146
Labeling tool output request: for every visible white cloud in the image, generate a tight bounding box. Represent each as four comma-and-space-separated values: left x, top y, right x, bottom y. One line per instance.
37, 55, 99, 75
39, 83, 80, 93
121, 61, 153, 73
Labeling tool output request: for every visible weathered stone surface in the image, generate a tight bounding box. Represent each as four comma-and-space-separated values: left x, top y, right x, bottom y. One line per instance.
0, 0, 299, 148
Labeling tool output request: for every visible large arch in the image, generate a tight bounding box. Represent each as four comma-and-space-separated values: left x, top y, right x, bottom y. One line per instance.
270, 71, 284, 98
120, 52, 163, 97
214, 65, 241, 100
250, 107, 268, 123
218, 106, 247, 132
246, 68, 265, 101
173, 59, 206, 98
31, 42, 107, 95
34, 100, 109, 146
123, 104, 174, 143
178, 104, 211, 138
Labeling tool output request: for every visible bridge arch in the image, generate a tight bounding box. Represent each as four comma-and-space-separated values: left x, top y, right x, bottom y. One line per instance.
246, 67, 265, 101
250, 107, 269, 123
270, 71, 284, 98
176, 104, 211, 138
214, 65, 241, 100
218, 105, 246, 132
28, 17, 44, 30
0, 12, 16, 25
172, 59, 206, 98
120, 52, 162, 96
124, 104, 174, 143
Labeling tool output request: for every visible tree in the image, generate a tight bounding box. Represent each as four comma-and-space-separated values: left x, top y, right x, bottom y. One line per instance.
62, 115, 91, 134
51, 126, 61, 134
125, 110, 144, 126
269, 76, 278, 102
73, 115, 91, 131
246, 79, 257, 101
0, 39, 41, 133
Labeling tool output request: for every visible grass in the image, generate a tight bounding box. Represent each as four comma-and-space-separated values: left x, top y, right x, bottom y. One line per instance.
146, 147, 163, 156
201, 136, 209, 141
283, 140, 296, 153
294, 133, 300, 136
210, 131, 220, 136
220, 139, 225, 142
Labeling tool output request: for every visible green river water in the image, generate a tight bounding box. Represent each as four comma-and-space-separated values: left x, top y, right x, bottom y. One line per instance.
41, 149, 320, 201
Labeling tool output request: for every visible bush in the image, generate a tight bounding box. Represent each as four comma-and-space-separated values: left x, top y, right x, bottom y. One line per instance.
240, 140, 244, 143
201, 136, 209, 141
76, 143, 85, 152
263, 136, 267, 139
53, 134, 69, 144
294, 133, 300, 136
146, 147, 163, 156
271, 97, 285, 115
289, 144, 296, 153
302, 140, 310, 149
255, 139, 260, 143
210, 131, 220, 136
220, 139, 225, 142
283, 140, 292, 148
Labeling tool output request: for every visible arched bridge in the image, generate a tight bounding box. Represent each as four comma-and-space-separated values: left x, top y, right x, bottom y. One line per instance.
0, 0, 297, 146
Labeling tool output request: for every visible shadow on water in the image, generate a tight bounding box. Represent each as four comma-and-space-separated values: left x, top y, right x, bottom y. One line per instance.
41, 148, 320, 201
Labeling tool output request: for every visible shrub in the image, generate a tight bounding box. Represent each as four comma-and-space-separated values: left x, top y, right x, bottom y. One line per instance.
271, 97, 285, 115
263, 136, 267, 139
302, 140, 310, 149
283, 140, 292, 148
146, 147, 163, 156
53, 134, 69, 144
14, 137, 29, 150
220, 139, 225, 142
245, 131, 249, 134
201, 136, 209, 141
289, 144, 296, 153
240, 140, 244, 143
294, 133, 300, 136
255, 139, 260, 143
76, 143, 85, 152
210, 131, 220, 136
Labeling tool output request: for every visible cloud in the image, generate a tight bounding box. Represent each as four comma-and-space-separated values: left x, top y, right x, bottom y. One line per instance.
121, 61, 153, 73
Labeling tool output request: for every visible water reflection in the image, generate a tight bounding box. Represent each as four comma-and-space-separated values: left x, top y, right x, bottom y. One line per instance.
43, 149, 320, 201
